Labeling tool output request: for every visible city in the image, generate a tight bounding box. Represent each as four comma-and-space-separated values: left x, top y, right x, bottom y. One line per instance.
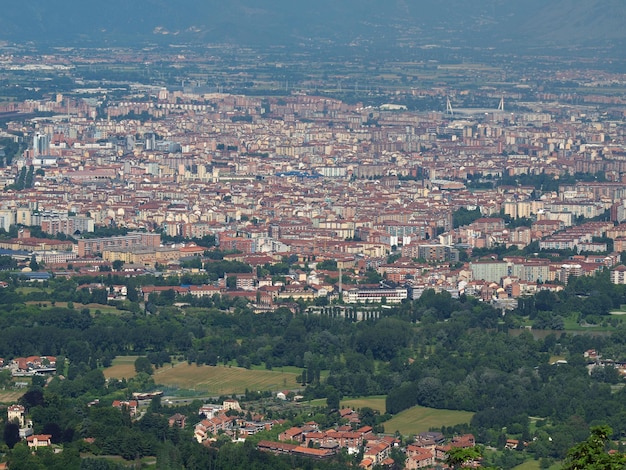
0, 3, 625, 469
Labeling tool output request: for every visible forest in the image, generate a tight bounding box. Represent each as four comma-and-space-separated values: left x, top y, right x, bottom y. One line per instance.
1, 267, 626, 468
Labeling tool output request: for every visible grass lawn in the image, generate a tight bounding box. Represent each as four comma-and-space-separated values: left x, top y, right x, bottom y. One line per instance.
16, 287, 52, 294
341, 396, 387, 414
247, 363, 329, 380
549, 355, 566, 364
0, 390, 26, 404
103, 356, 140, 380
528, 416, 549, 435
383, 405, 474, 436
512, 459, 561, 470
25, 301, 122, 315
562, 317, 611, 331
104, 357, 304, 395
306, 398, 328, 407
511, 459, 540, 470
153, 362, 301, 395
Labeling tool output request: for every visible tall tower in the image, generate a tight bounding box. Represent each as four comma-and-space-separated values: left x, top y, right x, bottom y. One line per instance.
446, 97, 454, 116
338, 266, 343, 300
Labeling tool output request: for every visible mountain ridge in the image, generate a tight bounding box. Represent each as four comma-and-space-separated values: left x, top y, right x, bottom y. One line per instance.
1, 1, 624, 54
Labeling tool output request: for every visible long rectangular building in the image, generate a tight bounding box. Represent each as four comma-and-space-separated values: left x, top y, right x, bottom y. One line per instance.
344, 287, 408, 304
77, 232, 161, 257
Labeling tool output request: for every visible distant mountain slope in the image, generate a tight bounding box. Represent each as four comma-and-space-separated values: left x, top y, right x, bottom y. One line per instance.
1, 0, 624, 53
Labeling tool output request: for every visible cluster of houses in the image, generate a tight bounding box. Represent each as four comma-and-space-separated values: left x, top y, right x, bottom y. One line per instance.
193, 399, 279, 443
6, 404, 50, 447
259, 420, 400, 467
111, 399, 139, 417
584, 349, 626, 377
7, 390, 487, 469
258, 411, 477, 470
0, 356, 56, 376
404, 432, 477, 469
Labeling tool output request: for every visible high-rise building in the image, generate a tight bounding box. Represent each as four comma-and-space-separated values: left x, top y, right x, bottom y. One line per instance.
33, 133, 50, 156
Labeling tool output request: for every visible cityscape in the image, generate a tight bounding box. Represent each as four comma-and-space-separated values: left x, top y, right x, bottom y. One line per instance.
0, 2, 626, 469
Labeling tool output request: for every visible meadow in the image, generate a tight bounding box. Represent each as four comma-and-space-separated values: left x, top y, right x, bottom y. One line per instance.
340, 395, 387, 414
103, 356, 139, 380
0, 390, 28, 404
382, 405, 474, 436
104, 357, 302, 396
25, 301, 123, 315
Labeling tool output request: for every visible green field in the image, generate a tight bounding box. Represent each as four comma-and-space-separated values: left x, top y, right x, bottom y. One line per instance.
16, 287, 52, 294
104, 357, 302, 395
103, 356, 140, 380
25, 301, 123, 315
340, 396, 387, 414
153, 363, 300, 395
246, 363, 329, 380
383, 405, 474, 436
512, 460, 561, 470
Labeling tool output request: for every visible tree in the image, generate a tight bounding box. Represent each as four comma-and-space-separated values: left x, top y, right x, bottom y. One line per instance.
0, 369, 12, 388
446, 447, 482, 469
134, 356, 154, 375
389, 447, 407, 469
3, 422, 20, 448
562, 425, 626, 470
453, 207, 483, 228
112, 260, 124, 271
0, 255, 17, 270
326, 386, 341, 410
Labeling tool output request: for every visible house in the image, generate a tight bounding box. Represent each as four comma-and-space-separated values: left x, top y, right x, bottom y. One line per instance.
26, 434, 52, 449
505, 439, 527, 450
339, 408, 359, 422
414, 431, 444, 448
363, 441, 391, 465
223, 399, 241, 412
199, 404, 223, 418
194, 415, 235, 442
451, 434, 475, 448
257, 440, 298, 455
168, 413, 186, 428
435, 434, 478, 463
11, 355, 56, 373
292, 446, 334, 460
237, 420, 273, 437
406, 445, 435, 469
279, 427, 304, 443
7, 404, 25, 427
112, 400, 138, 417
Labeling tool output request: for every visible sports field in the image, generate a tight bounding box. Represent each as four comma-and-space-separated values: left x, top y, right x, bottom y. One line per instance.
383, 405, 474, 436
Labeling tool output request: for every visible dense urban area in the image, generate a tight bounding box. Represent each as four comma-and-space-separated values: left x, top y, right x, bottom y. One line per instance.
0, 28, 626, 470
